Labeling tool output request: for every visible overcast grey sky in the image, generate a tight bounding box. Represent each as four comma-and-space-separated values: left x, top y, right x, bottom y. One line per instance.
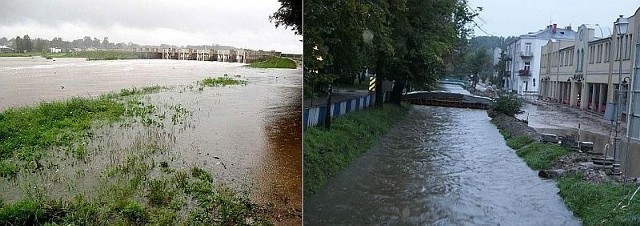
468, 0, 639, 38
0, 0, 301, 53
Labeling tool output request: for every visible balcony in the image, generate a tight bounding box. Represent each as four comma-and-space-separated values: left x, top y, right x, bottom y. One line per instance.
518, 69, 530, 76
518, 50, 533, 58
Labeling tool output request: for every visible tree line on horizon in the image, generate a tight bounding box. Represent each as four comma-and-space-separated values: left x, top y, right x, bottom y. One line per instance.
0, 34, 248, 54
0, 35, 137, 53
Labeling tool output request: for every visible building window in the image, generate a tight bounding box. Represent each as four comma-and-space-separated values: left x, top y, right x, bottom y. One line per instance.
533, 78, 536, 87
569, 50, 573, 66
628, 34, 633, 60
604, 43, 607, 62
525, 61, 530, 71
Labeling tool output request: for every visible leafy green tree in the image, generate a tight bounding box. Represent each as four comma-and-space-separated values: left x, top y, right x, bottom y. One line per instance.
14, 36, 22, 52
492, 94, 523, 116
470, 47, 492, 84
491, 50, 508, 87
22, 35, 32, 52
270, 0, 302, 35
34, 38, 49, 52
102, 37, 111, 49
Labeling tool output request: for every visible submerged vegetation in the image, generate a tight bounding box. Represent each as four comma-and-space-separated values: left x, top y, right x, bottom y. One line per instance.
304, 104, 410, 198
0, 85, 169, 178
198, 77, 247, 87
0, 81, 273, 224
0, 166, 269, 225
248, 57, 296, 69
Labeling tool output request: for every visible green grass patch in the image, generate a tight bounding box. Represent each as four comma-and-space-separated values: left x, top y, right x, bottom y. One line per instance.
198, 77, 247, 87
116, 85, 166, 97
0, 160, 18, 178
0, 168, 271, 225
558, 175, 640, 225
505, 135, 534, 149
57, 51, 155, 60
502, 135, 568, 170
515, 142, 568, 170
0, 52, 42, 57
0, 85, 166, 176
248, 57, 297, 69
304, 104, 410, 198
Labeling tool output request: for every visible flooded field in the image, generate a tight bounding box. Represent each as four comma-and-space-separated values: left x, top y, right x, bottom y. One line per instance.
0, 57, 301, 224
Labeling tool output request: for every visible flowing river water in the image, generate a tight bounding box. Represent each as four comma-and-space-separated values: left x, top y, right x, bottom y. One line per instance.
0, 57, 301, 224
304, 84, 580, 225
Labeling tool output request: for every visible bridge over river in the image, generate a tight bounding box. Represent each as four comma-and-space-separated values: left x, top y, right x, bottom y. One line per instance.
403, 80, 493, 110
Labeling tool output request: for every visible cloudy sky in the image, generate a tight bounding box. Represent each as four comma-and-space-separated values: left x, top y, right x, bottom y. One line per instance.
0, 0, 301, 53
468, 0, 639, 38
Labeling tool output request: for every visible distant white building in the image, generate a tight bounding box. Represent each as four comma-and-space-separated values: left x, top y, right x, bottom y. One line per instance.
49, 47, 62, 53
0, 45, 14, 53
504, 24, 576, 96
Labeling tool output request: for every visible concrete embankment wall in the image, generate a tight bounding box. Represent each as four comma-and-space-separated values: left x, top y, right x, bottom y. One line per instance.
303, 92, 391, 129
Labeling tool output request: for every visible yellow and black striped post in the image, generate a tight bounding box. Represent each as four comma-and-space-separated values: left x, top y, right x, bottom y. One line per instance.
369, 77, 376, 91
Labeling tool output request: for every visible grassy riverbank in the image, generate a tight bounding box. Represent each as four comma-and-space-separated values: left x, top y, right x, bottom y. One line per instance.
0, 51, 150, 60
491, 111, 640, 225
0, 84, 272, 225
503, 135, 568, 170
248, 57, 296, 69
558, 175, 640, 225
304, 104, 410, 198
0, 53, 43, 57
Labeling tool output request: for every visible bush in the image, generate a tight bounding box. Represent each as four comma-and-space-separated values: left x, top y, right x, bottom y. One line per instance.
491, 94, 523, 116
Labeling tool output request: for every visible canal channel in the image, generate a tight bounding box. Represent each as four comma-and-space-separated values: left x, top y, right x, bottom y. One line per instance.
304, 84, 580, 225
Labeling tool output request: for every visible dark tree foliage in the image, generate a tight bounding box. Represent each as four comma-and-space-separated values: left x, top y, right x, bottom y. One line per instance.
303, 0, 478, 104
270, 0, 303, 35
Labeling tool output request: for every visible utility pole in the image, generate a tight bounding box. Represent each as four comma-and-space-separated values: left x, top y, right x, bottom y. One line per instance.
324, 85, 333, 129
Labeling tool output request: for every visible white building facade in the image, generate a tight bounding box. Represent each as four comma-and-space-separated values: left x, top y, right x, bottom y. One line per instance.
504, 24, 576, 96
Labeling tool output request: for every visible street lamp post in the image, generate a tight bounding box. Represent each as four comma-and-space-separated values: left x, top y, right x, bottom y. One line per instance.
613, 15, 629, 175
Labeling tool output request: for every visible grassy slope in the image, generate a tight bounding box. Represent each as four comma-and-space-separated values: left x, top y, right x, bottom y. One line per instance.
304, 104, 410, 198
248, 57, 296, 69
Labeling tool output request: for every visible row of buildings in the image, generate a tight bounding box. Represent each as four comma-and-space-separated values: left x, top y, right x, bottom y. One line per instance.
502, 7, 640, 140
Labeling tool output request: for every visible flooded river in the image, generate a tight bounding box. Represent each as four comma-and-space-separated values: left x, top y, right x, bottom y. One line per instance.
0, 57, 301, 223
304, 85, 580, 225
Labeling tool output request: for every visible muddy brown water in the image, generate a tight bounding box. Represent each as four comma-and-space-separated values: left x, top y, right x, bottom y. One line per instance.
0, 57, 301, 223
304, 85, 580, 225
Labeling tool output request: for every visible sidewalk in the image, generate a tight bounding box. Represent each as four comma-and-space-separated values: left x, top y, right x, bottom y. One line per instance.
303, 89, 371, 108
521, 98, 624, 136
